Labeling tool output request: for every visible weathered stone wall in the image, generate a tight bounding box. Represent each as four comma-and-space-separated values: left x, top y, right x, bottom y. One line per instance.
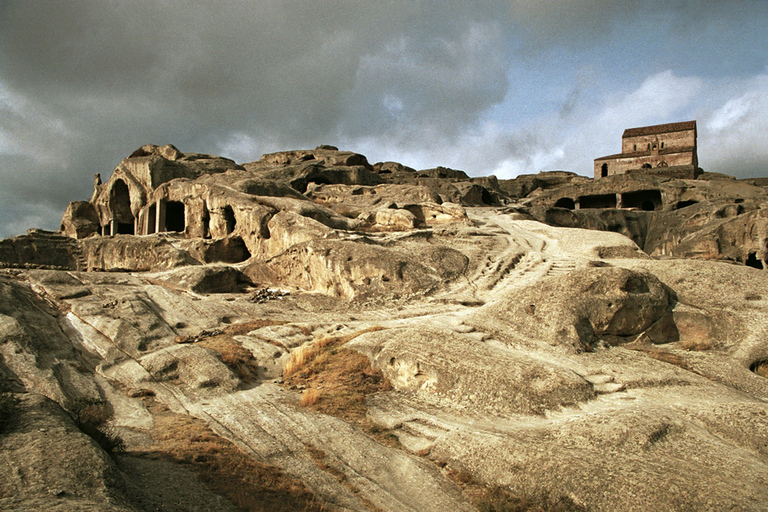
595, 123, 698, 179
594, 151, 696, 178
621, 129, 695, 154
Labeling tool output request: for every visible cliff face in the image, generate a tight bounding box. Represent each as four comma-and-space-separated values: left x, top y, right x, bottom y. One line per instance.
2, 146, 768, 511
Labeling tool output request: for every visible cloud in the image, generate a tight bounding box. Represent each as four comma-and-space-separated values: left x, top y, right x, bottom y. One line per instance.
411, 70, 768, 181
0, 1, 766, 237
698, 73, 768, 176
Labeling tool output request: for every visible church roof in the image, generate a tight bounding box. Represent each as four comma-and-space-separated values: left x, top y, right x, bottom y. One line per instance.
622, 121, 696, 138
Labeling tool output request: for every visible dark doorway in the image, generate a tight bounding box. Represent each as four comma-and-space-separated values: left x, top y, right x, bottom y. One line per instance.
109, 179, 134, 225
579, 194, 617, 209
116, 222, 134, 235
202, 205, 211, 239
146, 204, 157, 234
223, 205, 237, 235
601, 164, 608, 178
554, 197, 576, 210
166, 201, 185, 232
746, 252, 764, 270
621, 190, 662, 211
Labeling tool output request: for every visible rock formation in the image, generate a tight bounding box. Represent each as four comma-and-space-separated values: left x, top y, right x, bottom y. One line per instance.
2, 143, 768, 511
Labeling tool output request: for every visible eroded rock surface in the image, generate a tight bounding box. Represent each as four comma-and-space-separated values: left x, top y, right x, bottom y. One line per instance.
3, 145, 768, 511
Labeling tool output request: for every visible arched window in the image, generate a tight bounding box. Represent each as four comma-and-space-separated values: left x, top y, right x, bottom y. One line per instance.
601, 163, 608, 177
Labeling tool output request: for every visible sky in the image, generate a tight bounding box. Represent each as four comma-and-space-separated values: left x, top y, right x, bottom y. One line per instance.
1, 0, 767, 238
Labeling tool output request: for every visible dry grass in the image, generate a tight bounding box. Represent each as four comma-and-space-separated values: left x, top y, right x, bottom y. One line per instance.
282, 326, 385, 379
300, 388, 321, 407
443, 468, 586, 512
752, 361, 768, 378
133, 399, 330, 512
283, 327, 397, 446
199, 319, 286, 383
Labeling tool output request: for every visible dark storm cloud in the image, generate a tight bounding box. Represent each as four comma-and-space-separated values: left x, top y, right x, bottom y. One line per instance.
0, 0, 513, 236
0, 0, 767, 237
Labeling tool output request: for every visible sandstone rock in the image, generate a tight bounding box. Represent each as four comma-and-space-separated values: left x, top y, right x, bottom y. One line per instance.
0, 230, 85, 270
0, 394, 134, 512
82, 234, 199, 271
148, 265, 250, 294
60, 201, 100, 239
139, 344, 240, 395
349, 327, 595, 415
496, 267, 671, 351
254, 238, 468, 299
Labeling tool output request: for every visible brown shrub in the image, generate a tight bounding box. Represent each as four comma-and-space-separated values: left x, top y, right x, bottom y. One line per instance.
474, 486, 586, 512
752, 361, 768, 378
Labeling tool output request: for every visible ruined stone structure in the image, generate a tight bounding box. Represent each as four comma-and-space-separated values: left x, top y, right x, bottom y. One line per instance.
594, 121, 698, 179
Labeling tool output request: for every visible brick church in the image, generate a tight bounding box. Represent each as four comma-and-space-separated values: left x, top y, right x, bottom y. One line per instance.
594, 121, 698, 179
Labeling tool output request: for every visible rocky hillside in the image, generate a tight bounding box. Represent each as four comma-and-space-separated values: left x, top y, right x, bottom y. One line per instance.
1, 145, 768, 511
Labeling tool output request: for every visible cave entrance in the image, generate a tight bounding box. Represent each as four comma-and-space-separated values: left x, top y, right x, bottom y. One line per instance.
146, 204, 157, 235
554, 197, 576, 210
746, 252, 764, 270
223, 205, 237, 235
579, 194, 617, 209
202, 204, 211, 239
165, 201, 185, 232
621, 190, 662, 211
109, 179, 134, 228
116, 222, 134, 235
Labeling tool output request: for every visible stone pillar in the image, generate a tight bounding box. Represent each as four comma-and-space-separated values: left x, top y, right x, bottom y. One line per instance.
616, 193, 623, 209
109, 219, 117, 236
155, 199, 165, 233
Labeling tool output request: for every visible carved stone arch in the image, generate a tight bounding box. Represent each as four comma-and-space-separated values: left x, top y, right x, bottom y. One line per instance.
657, 161, 668, 167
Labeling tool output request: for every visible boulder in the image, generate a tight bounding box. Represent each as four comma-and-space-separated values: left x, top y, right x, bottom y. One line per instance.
60, 201, 100, 239
496, 267, 671, 351
139, 344, 240, 394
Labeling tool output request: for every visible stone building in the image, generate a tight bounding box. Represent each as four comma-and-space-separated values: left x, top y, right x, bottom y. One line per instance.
594, 121, 698, 179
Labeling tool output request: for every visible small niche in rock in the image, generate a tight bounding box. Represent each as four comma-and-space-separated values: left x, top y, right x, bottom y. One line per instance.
750, 360, 768, 378
745, 252, 764, 270
676, 200, 698, 209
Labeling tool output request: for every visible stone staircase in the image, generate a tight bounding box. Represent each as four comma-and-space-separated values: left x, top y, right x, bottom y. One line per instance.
545, 259, 577, 277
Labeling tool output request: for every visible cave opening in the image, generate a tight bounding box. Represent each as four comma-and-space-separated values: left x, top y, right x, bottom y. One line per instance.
745, 252, 764, 270
621, 190, 662, 211
554, 197, 576, 210
166, 201, 185, 232
223, 205, 237, 235
579, 194, 617, 209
